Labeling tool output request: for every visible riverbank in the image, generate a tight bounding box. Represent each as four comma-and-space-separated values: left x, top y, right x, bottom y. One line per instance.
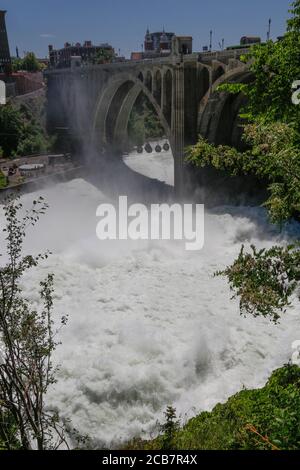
0, 164, 86, 200
124, 365, 300, 450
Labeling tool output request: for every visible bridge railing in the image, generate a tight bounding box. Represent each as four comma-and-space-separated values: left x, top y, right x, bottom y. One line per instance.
198, 49, 249, 61
44, 50, 245, 76
44, 54, 202, 75
45, 57, 174, 75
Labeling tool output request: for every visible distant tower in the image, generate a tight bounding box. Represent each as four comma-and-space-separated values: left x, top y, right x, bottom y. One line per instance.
209, 30, 213, 52
267, 18, 272, 41
160, 28, 169, 51
0, 10, 11, 72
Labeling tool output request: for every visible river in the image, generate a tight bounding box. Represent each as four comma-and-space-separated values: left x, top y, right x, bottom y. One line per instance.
1, 147, 299, 447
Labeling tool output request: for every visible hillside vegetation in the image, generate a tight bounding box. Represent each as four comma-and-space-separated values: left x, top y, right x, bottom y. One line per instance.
126, 366, 300, 450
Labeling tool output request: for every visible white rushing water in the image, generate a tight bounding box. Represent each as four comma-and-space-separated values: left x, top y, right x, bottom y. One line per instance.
1, 149, 300, 447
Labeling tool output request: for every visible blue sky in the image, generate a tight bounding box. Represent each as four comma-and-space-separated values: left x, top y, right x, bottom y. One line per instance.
1, 0, 293, 58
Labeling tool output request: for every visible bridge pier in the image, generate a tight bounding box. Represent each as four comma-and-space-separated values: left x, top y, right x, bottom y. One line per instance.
172, 63, 185, 198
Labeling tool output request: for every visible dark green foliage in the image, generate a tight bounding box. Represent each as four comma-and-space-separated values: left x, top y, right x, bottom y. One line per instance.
93, 48, 115, 65
126, 366, 300, 450
128, 94, 164, 147
12, 53, 42, 73
11, 57, 24, 73
287, 0, 300, 33
0, 170, 8, 189
218, 1, 300, 131
0, 196, 69, 449
216, 244, 300, 322
0, 105, 23, 157
159, 406, 180, 450
241, 38, 300, 130
186, 122, 300, 225
0, 104, 52, 158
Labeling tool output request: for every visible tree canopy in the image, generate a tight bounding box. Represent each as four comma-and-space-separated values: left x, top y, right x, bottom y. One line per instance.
12, 53, 42, 73
0, 104, 52, 158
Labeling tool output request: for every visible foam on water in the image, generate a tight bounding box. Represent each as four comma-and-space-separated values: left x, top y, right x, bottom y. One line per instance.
1, 152, 300, 447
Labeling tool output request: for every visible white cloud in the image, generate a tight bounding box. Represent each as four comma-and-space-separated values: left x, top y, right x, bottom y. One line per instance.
40, 33, 55, 39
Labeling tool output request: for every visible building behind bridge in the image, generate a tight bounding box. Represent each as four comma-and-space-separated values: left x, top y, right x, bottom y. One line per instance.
48, 41, 120, 69
131, 29, 192, 60
145, 29, 174, 54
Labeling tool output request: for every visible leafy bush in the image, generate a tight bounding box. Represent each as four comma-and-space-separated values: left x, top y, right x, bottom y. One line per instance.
12, 53, 42, 73
0, 104, 52, 158
0, 170, 7, 189
126, 366, 300, 450
128, 94, 164, 147
0, 196, 70, 449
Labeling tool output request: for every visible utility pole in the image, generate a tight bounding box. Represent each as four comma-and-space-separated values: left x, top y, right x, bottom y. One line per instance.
267, 18, 272, 41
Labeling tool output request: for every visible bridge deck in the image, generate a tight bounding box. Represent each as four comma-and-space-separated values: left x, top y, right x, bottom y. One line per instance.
45, 49, 247, 75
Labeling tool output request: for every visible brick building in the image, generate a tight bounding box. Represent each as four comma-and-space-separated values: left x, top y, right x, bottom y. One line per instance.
131, 29, 175, 60
131, 30, 193, 61
144, 29, 174, 54
48, 41, 116, 68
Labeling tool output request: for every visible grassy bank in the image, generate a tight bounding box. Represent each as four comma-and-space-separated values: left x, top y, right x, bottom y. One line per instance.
125, 365, 300, 450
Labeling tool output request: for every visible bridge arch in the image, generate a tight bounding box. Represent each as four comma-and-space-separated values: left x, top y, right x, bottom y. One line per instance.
162, 69, 173, 126
212, 65, 226, 83
198, 66, 253, 148
92, 72, 172, 154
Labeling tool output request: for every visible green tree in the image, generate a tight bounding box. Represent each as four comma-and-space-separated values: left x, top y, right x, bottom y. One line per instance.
187, 122, 300, 224
0, 196, 70, 450
160, 406, 180, 450
128, 113, 145, 147
0, 104, 52, 158
287, 0, 300, 31
11, 57, 24, 72
217, 1, 300, 131
93, 48, 114, 65
21, 52, 41, 72
128, 94, 164, 147
0, 105, 23, 157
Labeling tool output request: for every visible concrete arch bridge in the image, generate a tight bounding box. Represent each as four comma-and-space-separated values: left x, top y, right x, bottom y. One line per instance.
46, 48, 253, 193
